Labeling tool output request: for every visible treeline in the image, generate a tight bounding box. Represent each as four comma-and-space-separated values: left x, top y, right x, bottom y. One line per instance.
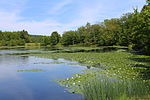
0, 30, 60, 46
60, 2, 150, 54
29, 31, 61, 46
0, 1, 149, 54
0, 30, 29, 46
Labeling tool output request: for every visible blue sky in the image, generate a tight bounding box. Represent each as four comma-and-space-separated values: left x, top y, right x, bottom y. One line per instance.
0, 0, 146, 35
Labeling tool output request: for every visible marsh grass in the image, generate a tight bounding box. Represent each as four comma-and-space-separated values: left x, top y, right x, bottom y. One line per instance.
56, 73, 150, 100
81, 80, 150, 100
57, 71, 150, 99
7, 52, 42, 56
51, 46, 120, 53
34, 61, 65, 64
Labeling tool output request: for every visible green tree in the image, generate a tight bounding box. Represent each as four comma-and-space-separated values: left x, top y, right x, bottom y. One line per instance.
44, 36, 51, 46
132, 3, 150, 54
100, 19, 121, 45
146, 0, 150, 4
50, 31, 60, 45
20, 30, 30, 43
61, 31, 77, 46
76, 26, 86, 44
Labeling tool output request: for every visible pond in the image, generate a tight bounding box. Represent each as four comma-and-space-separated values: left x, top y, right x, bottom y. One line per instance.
0, 49, 86, 100
0, 48, 150, 100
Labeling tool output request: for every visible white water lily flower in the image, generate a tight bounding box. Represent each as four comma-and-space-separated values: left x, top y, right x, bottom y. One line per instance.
73, 83, 76, 85
78, 81, 80, 83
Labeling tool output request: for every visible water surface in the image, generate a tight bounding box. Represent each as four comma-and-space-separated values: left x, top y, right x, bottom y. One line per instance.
0, 48, 150, 100
0, 50, 86, 100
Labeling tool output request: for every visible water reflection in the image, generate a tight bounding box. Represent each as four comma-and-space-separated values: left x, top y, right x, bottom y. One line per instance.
0, 50, 87, 100
0, 55, 29, 79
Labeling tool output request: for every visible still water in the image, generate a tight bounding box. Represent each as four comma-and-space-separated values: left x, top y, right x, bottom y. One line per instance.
0, 50, 86, 100
0, 49, 150, 100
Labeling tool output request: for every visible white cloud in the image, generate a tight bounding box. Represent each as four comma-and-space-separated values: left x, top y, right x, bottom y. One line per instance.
62, 0, 105, 29
0, 0, 75, 35
48, 0, 73, 15
0, 0, 145, 35
0, 9, 71, 35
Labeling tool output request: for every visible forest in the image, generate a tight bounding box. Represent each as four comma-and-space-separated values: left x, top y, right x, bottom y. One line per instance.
0, 1, 149, 55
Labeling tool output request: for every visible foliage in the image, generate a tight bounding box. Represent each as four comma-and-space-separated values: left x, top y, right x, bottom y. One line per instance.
59, 2, 149, 55
0, 31, 25, 46
25, 43, 41, 47
0, 30, 61, 46
132, 4, 150, 55
20, 30, 30, 43
61, 31, 78, 45
29, 35, 47, 45
50, 31, 61, 45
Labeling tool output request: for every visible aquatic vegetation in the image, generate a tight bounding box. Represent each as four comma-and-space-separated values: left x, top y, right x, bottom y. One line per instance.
33, 61, 103, 69
8, 52, 31, 55
56, 72, 150, 100
34, 62, 52, 64
30, 49, 150, 80
34, 61, 66, 65
17, 69, 44, 72
0, 46, 25, 50
26, 47, 150, 99
53, 46, 119, 53
2, 47, 150, 100
7, 52, 41, 55
81, 80, 150, 100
